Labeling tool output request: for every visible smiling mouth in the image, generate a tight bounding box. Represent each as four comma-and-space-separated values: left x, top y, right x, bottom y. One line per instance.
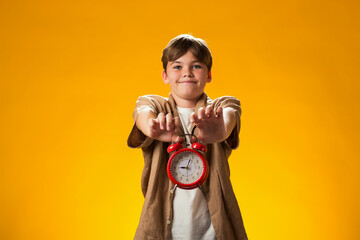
178, 81, 197, 84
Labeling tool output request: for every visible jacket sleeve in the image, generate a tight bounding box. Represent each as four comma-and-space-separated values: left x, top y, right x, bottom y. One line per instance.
211, 96, 242, 149
127, 95, 164, 149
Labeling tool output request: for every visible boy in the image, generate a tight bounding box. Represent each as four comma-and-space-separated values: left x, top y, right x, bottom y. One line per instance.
128, 34, 247, 240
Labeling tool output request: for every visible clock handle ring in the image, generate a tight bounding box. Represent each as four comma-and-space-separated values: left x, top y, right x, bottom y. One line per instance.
175, 125, 199, 143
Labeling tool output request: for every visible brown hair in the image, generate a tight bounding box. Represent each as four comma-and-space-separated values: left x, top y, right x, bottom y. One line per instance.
161, 34, 212, 73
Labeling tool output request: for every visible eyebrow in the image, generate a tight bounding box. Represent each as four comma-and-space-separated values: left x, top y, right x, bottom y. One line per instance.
170, 60, 201, 65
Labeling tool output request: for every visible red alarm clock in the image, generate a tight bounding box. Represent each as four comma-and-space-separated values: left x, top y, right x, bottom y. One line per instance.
167, 139, 208, 190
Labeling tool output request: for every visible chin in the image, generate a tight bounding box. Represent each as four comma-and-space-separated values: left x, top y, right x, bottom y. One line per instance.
180, 92, 203, 101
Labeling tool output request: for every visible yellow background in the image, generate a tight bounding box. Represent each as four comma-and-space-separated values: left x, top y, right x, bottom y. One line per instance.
1, 0, 359, 239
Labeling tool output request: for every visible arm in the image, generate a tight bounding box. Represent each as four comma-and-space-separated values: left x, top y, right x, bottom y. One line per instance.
190, 105, 237, 144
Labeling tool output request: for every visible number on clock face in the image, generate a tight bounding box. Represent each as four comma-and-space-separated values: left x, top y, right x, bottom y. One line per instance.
170, 151, 204, 184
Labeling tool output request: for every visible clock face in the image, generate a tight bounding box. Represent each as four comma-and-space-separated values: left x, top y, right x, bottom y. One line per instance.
169, 150, 205, 185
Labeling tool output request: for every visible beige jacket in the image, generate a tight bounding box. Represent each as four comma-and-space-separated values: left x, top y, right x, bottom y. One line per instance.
128, 93, 248, 240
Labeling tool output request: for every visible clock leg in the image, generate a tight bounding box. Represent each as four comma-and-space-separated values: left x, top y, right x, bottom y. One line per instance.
170, 184, 178, 194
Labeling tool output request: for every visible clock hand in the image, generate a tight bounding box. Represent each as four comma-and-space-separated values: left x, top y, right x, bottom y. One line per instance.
186, 159, 192, 167
180, 160, 192, 170
186, 159, 192, 177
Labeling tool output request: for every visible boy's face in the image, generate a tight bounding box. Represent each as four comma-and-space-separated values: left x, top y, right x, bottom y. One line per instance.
162, 51, 212, 106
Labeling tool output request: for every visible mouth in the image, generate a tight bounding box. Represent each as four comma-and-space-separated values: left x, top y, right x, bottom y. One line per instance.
178, 80, 197, 84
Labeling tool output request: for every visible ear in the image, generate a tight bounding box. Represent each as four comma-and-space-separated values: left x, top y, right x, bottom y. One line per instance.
162, 70, 169, 84
207, 71, 212, 83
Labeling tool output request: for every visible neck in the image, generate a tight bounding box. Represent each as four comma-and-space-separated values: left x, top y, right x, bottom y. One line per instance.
170, 92, 202, 108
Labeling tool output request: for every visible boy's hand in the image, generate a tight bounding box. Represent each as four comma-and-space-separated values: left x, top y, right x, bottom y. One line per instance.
190, 105, 236, 144
148, 112, 181, 142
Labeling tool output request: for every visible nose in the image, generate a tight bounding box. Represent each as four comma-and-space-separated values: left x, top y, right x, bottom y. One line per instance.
183, 67, 194, 78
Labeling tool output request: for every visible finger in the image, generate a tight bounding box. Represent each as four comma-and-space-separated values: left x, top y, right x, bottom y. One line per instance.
174, 116, 181, 130
190, 112, 197, 123
205, 105, 214, 118
175, 135, 185, 144
190, 136, 197, 144
149, 118, 157, 130
198, 107, 205, 120
158, 112, 166, 130
166, 113, 174, 131
215, 106, 223, 118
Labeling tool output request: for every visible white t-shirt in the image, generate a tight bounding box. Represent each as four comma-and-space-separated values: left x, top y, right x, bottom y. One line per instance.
171, 106, 216, 240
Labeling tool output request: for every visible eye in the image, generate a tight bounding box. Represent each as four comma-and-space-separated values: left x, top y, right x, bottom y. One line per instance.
173, 65, 182, 70
193, 65, 202, 69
